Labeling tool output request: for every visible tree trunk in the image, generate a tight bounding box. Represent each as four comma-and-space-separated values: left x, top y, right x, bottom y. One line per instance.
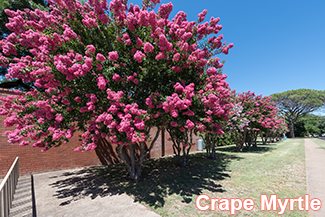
289, 122, 295, 138
245, 132, 253, 150
252, 132, 258, 148
204, 134, 216, 159
233, 131, 245, 152
261, 132, 269, 145
115, 127, 161, 181
169, 129, 194, 166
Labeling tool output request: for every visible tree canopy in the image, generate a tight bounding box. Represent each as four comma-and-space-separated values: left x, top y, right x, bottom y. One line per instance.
270, 89, 325, 138
293, 114, 325, 137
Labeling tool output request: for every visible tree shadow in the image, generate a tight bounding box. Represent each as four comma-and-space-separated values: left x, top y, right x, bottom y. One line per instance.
49, 168, 122, 206
88, 152, 242, 209
48, 152, 242, 209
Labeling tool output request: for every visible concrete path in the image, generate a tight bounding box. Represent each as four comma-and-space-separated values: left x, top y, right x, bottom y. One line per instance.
305, 138, 325, 217
33, 168, 160, 217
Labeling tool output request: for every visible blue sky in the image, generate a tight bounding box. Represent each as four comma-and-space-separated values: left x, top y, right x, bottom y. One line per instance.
132, 0, 325, 97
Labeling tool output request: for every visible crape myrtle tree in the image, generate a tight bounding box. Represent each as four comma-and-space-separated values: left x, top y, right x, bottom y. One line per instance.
0, 0, 233, 180
269, 118, 288, 143
197, 73, 232, 159
271, 89, 325, 138
227, 91, 284, 151
247, 95, 279, 146
226, 101, 249, 152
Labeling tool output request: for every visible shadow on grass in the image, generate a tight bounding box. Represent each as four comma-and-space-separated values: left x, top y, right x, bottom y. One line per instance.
215, 142, 277, 153
88, 152, 242, 208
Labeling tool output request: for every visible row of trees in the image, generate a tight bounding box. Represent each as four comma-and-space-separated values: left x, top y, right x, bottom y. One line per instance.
0, 0, 288, 180
203, 90, 288, 158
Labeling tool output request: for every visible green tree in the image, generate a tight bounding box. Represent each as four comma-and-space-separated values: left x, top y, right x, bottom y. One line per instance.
293, 114, 325, 137
271, 89, 325, 138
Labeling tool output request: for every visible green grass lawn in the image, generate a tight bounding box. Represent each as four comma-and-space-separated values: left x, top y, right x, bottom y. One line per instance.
90, 138, 307, 216
310, 138, 325, 150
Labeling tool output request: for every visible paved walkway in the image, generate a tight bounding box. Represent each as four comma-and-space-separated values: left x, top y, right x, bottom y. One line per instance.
5, 168, 160, 217
305, 138, 325, 217
33, 168, 160, 217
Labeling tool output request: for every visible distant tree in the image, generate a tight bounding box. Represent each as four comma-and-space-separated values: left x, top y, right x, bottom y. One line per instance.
293, 114, 325, 137
270, 89, 325, 138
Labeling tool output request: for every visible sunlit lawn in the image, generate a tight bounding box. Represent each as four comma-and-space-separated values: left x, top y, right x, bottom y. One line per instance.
90, 138, 307, 216
310, 137, 325, 150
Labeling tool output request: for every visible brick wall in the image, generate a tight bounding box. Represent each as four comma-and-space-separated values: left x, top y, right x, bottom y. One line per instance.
0, 88, 198, 178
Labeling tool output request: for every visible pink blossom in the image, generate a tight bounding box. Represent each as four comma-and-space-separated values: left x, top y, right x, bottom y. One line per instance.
198, 9, 207, 22
184, 119, 195, 130
19, 141, 30, 147
143, 42, 154, 53
154, 112, 160, 118
174, 82, 184, 93
55, 114, 63, 123
96, 76, 107, 90
170, 110, 178, 118
222, 47, 229, 55
96, 63, 103, 70
65, 129, 73, 139
207, 67, 217, 75
134, 118, 145, 130
170, 122, 178, 127
75, 96, 81, 102
197, 123, 206, 132
134, 50, 145, 63
80, 106, 88, 113
136, 37, 143, 47
96, 53, 106, 62
182, 110, 195, 116
172, 66, 182, 72
6, 33, 18, 43
108, 51, 119, 61
86, 45, 96, 55
88, 104, 95, 111
158, 3, 173, 19
155, 52, 165, 60
127, 75, 134, 82
62, 98, 70, 105
112, 73, 120, 82
172, 53, 180, 62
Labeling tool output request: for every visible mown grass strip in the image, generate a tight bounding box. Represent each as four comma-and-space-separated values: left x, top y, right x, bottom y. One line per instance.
90, 138, 307, 216
310, 138, 325, 150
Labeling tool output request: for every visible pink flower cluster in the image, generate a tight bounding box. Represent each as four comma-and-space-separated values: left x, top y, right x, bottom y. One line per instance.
134, 50, 145, 63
